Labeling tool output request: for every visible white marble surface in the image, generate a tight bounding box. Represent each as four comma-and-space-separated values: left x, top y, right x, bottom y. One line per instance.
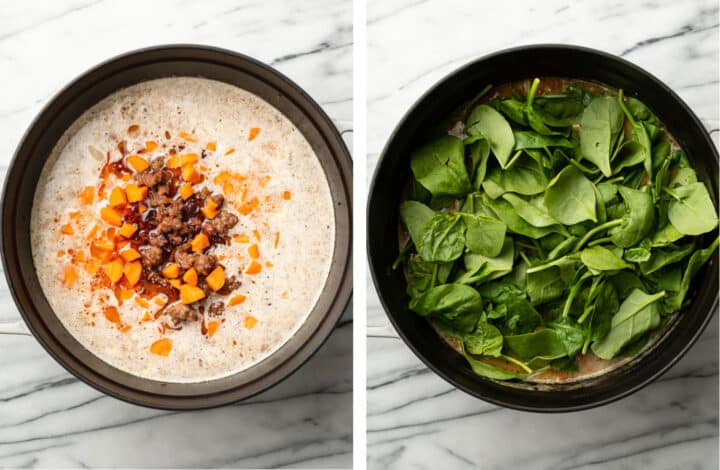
367, 0, 718, 469
0, 0, 352, 468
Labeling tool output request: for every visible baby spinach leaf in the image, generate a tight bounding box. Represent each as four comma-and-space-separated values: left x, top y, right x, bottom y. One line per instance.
625, 96, 660, 125
502, 194, 558, 227
463, 320, 503, 356
505, 329, 569, 367
652, 222, 684, 247
463, 346, 529, 380
527, 267, 566, 305
417, 213, 466, 262
533, 90, 584, 127
669, 167, 698, 188
663, 236, 719, 312
666, 182, 719, 235
493, 99, 528, 126
525, 78, 566, 136
466, 104, 515, 168
456, 237, 514, 285
580, 95, 624, 177
547, 318, 586, 358
513, 130, 574, 150
624, 239, 652, 263
409, 284, 483, 332
544, 166, 598, 225
617, 90, 653, 179
479, 282, 542, 334
482, 154, 548, 197
466, 136, 491, 189
588, 282, 619, 344
652, 139, 671, 170
399, 201, 435, 246
591, 289, 664, 359
580, 245, 632, 272
609, 186, 654, 247
483, 194, 565, 238
410, 135, 471, 197
407, 257, 450, 297
639, 242, 695, 275
462, 214, 506, 257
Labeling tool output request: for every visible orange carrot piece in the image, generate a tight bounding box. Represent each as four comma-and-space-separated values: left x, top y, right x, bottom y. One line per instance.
109, 187, 127, 207
205, 266, 225, 291
104, 306, 121, 325
244, 315, 258, 329
167, 155, 181, 169
92, 239, 115, 252
63, 266, 78, 287
182, 267, 198, 286
179, 131, 197, 143
213, 171, 232, 185
135, 297, 150, 309
265, 261, 273, 268
169, 279, 182, 289
180, 153, 199, 166
179, 183, 194, 200
206, 142, 217, 151
190, 233, 209, 253
127, 155, 150, 172
79, 186, 95, 205
180, 284, 205, 304
222, 182, 235, 195
124, 261, 142, 287
150, 338, 172, 356
103, 259, 124, 283
248, 244, 259, 259
246, 260, 262, 275
119, 288, 134, 301
248, 127, 261, 141
253, 229, 261, 241
274, 232, 280, 249
100, 207, 122, 226
145, 140, 158, 152
141, 312, 153, 322
125, 184, 147, 203
182, 164, 202, 184
234, 234, 250, 243
224, 148, 235, 156
207, 321, 220, 337
120, 248, 141, 262
60, 224, 74, 235
229, 294, 247, 306
85, 258, 101, 275
162, 263, 180, 279
283, 191, 292, 200
201, 199, 219, 219
154, 296, 168, 306
118, 223, 138, 238
120, 325, 132, 333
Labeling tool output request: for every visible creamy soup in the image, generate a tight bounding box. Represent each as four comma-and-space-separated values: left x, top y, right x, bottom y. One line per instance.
31, 77, 335, 382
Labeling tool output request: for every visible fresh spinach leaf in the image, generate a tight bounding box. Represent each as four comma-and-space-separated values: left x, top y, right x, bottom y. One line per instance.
527, 267, 566, 305
609, 186, 654, 247
505, 329, 569, 367
580, 95, 625, 177
544, 166, 598, 225
580, 245, 632, 272
399, 201, 435, 246
464, 320, 503, 356
666, 182, 719, 235
513, 130, 574, 150
462, 213, 506, 257
502, 194, 558, 227
466, 104, 515, 168
410, 135, 471, 197
417, 213, 466, 263
409, 283, 483, 332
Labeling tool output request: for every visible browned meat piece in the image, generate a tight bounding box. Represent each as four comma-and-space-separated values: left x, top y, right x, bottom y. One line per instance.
148, 231, 168, 248
174, 243, 197, 270
194, 254, 217, 276
209, 193, 224, 208
217, 275, 241, 295
167, 233, 183, 245
150, 157, 164, 171
157, 216, 183, 234
135, 169, 172, 188
166, 303, 198, 323
202, 210, 239, 237
207, 301, 225, 316
140, 246, 163, 267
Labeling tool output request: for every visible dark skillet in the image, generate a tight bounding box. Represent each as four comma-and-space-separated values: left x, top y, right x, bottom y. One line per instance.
367, 44, 718, 412
1, 45, 352, 410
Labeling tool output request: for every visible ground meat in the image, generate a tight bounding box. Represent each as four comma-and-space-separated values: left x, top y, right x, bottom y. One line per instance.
150, 157, 164, 171
148, 190, 169, 207
209, 193, 224, 208
202, 210, 238, 237
166, 303, 197, 324
140, 246, 163, 267
135, 168, 172, 188
194, 254, 217, 276
167, 233, 183, 245
174, 243, 197, 270
207, 301, 225, 316
217, 275, 241, 295
148, 231, 168, 248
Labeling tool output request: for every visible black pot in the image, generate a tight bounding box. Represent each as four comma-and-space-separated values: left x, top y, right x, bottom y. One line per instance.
1, 45, 352, 410
367, 44, 718, 412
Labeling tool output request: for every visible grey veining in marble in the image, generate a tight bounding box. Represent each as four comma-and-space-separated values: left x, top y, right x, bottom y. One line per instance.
367, 0, 718, 469
0, 0, 352, 468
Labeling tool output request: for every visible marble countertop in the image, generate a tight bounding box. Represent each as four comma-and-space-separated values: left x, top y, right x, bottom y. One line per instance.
0, 0, 352, 468
367, 0, 718, 469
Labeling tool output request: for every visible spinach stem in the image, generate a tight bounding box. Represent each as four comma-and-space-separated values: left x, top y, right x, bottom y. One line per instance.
617, 89, 636, 125
547, 236, 577, 261
588, 236, 613, 247
603, 175, 625, 185
526, 255, 572, 274
562, 272, 591, 318
500, 354, 533, 374
527, 78, 540, 108
391, 239, 414, 270
581, 334, 592, 355
577, 304, 594, 324
574, 219, 623, 251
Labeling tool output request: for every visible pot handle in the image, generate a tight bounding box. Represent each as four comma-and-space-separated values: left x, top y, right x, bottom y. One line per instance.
0, 320, 31, 336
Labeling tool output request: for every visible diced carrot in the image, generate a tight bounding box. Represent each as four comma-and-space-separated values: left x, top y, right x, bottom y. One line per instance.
118, 223, 138, 238
205, 266, 225, 292
180, 284, 205, 304
265, 261, 273, 268
135, 297, 150, 308
179, 183, 194, 200
142, 312, 153, 322
160, 263, 179, 279
109, 187, 127, 207
119, 288, 134, 301
79, 186, 95, 205
63, 266, 78, 287
222, 182, 235, 195
179, 131, 197, 143
57, 250, 66, 257
104, 306, 121, 325
120, 248, 141, 262
214, 171, 232, 185
224, 148, 235, 156
253, 229, 261, 241
260, 175, 271, 187
169, 279, 182, 289
229, 294, 247, 306
124, 261, 142, 287
207, 321, 220, 337
190, 233, 209, 253
248, 244, 259, 259
206, 142, 217, 151
73, 251, 86, 263
283, 191, 292, 200
103, 259, 124, 283
145, 140, 158, 152
248, 127, 261, 141
85, 258, 101, 275
121, 174, 132, 181
183, 267, 198, 286
100, 207, 122, 227
86, 224, 99, 240
120, 325, 132, 333
234, 234, 250, 243
154, 296, 168, 306
201, 199, 219, 219
93, 239, 115, 252
125, 184, 147, 203
60, 224, 74, 235
274, 232, 280, 249
182, 164, 202, 184
167, 155, 181, 168
128, 124, 140, 134
246, 261, 262, 275
180, 153, 199, 166
138, 203, 147, 213
150, 338, 172, 356
127, 155, 150, 172
68, 211, 81, 221
244, 315, 258, 329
